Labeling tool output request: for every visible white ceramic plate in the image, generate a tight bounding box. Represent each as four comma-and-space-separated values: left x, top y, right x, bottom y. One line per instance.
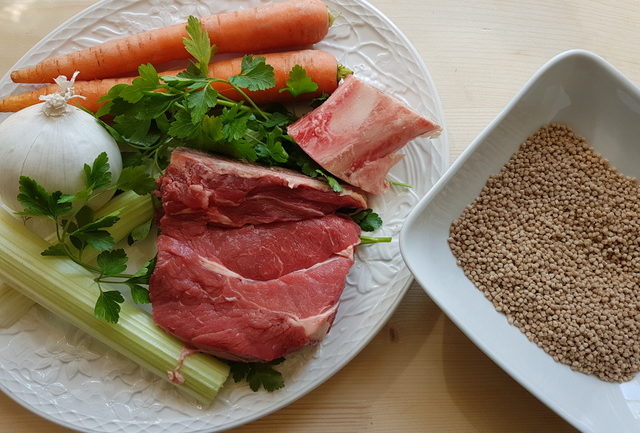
0, 1, 448, 431
400, 49, 640, 433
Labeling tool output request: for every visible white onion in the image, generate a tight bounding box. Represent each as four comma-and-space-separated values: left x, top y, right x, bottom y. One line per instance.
0, 73, 122, 212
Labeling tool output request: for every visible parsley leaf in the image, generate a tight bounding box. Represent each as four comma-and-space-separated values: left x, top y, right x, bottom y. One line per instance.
71, 212, 120, 251
75, 231, 114, 252
186, 85, 218, 123
75, 205, 94, 228
55, 153, 114, 204
261, 111, 292, 128
279, 65, 319, 98
132, 93, 179, 121
350, 209, 383, 232
119, 64, 161, 103
113, 115, 153, 145
76, 211, 120, 232
94, 290, 124, 323
220, 105, 251, 141
286, 150, 343, 193
229, 55, 276, 91
255, 127, 288, 163
99, 83, 130, 103
183, 16, 215, 76
94, 115, 124, 141
318, 171, 343, 193
16, 177, 72, 219
125, 257, 156, 285
310, 92, 330, 108
117, 166, 157, 195
121, 152, 146, 168
128, 219, 152, 245
169, 110, 200, 138
41, 243, 68, 257
122, 257, 154, 304
96, 249, 128, 276
126, 282, 151, 304
228, 358, 285, 392
84, 152, 112, 191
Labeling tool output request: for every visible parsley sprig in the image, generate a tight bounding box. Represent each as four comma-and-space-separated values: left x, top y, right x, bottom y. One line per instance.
18, 153, 155, 323
346, 208, 391, 244
96, 16, 342, 192
227, 358, 285, 392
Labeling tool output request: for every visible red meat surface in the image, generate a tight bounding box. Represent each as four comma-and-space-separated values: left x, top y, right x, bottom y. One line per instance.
288, 75, 441, 194
151, 215, 361, 362
150, 149, 363, 361
158, 148, 367, 227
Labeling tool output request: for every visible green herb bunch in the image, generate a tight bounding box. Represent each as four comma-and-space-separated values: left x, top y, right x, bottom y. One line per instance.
96, 17, 341, 191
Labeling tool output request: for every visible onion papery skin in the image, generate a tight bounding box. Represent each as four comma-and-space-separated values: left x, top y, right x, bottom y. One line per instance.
0, 102, 122, 212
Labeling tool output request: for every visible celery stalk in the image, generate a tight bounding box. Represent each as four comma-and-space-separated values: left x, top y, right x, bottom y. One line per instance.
0, 207, 229, 403
0, 281, 36, 327
0, 191, 154, 328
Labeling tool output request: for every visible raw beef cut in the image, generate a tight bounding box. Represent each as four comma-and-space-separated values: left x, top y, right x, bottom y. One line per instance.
287, 75, 441, 194
150, 215, 361, 362
150, 149, 364, 361
158, 148, 367, 227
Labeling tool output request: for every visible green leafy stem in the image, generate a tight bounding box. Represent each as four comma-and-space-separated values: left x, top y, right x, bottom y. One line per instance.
18, 153, 156, 323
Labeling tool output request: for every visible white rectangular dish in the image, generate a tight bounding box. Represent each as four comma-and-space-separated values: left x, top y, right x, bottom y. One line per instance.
400, 49, 640, 433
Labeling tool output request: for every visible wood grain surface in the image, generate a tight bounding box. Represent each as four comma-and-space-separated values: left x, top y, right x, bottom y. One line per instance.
2, 0, 640, 431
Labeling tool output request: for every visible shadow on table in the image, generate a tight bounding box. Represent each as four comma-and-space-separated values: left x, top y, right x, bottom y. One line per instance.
440, 318, 579, 433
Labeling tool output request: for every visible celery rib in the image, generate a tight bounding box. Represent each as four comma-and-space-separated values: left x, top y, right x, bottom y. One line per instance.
0, 206, 229, 403
0, 191, 153, 328
0, 281, 36, 327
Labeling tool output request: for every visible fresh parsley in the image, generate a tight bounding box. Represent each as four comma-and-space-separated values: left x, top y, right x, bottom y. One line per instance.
94, 290, 125, 323
350, 209, 383, 232
117, 165, 157, 195
16, 153, 154, 324
183, 16, 215, 76
227, 358, 285, 392
279, 64, 319, 98
229, 55, 276, 91
96, 15, 340, 196
17, 177, 71, 219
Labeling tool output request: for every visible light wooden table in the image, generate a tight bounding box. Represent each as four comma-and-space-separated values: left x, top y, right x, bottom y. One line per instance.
1, 1, 639, 432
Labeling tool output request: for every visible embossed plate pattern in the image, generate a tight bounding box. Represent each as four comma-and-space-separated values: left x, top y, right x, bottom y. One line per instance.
0, 0, 447, 431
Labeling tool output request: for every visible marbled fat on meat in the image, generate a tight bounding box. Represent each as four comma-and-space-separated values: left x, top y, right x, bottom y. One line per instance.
287, 75, 441, 194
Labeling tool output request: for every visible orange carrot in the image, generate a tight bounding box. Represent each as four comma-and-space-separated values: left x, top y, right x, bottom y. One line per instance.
11, 0, 330, 84
207, 49, 338, 105
0, 50, 340, 113
0, 78, 131, 112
